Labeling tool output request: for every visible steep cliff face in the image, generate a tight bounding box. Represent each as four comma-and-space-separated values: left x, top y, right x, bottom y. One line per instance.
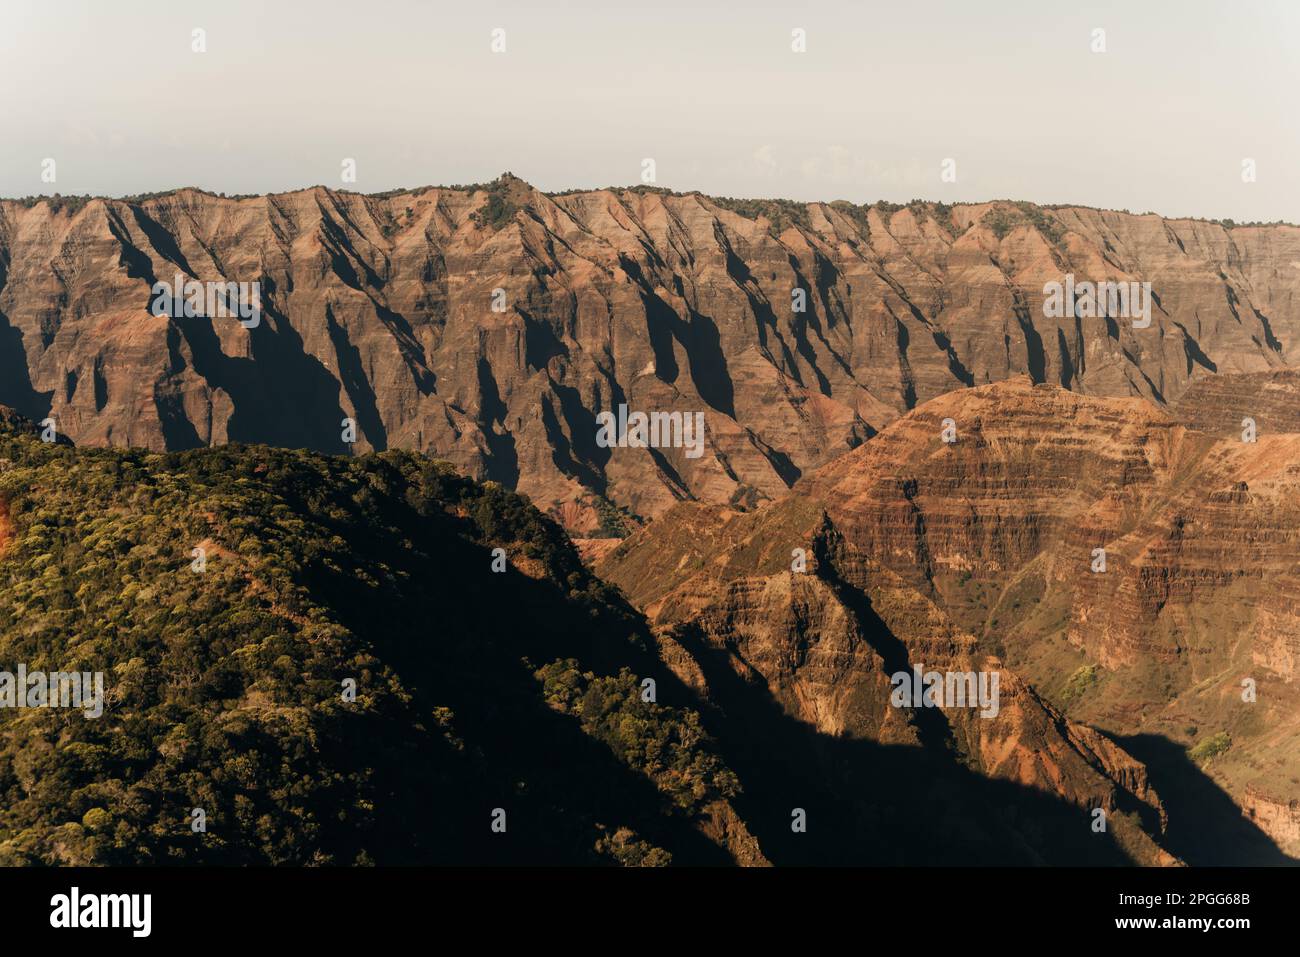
598, 476, 1176, 865
1173, 368, 1300, 437
1242, 787, 1300, 848
3, 178, 1299, 531
597, 376, 1300, 863
813, 377, 1300, 860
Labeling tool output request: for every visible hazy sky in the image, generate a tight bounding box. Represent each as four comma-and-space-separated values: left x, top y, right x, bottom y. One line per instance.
2, 0, 1297, 221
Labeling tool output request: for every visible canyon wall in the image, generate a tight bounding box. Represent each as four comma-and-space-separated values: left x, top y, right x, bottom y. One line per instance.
3, 177, 1298, 530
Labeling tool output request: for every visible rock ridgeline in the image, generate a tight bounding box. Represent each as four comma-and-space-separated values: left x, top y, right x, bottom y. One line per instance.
2, 176, 1298, 531
596, 376, 1300, 862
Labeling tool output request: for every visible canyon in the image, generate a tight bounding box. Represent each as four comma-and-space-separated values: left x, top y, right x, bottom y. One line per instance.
595, 374, 1300, 862
2, 177, 1298, 532
1, 177, 1297, 864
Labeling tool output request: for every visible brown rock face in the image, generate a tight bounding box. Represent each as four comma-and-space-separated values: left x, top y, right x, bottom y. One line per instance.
3, 179, 1299, 531
599, 376, 1300, 863
1173, 368, 1300, 437
598, 470, 1175, 865
818, 377, 1300, 861
1242, 787, 1300, 849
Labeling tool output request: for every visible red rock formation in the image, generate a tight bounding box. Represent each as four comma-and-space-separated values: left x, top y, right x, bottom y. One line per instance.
598, 479, 1176, 864
1242, 786, 1300, 848
3, 180, 1298, 531
599, 375, 1300, 861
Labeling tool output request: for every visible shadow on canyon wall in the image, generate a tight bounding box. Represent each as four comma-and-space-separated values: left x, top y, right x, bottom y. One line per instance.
1112, 733, 1297, 867
308, 474, 1156, 865
668, 615, 1149, 865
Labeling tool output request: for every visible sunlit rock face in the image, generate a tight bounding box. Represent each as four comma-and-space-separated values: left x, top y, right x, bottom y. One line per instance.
3, 180, 1297, 532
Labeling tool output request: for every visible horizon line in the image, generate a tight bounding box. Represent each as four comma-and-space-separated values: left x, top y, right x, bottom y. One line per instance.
2, 176, 1297, 229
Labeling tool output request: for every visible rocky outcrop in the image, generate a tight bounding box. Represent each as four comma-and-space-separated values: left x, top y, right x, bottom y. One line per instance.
1173, 369, 1300, 437
598, 376, 1300, 862
816, 377, 1300, 858
599, 474, 1177, 864
1241, 786, 1300, 848
3, 179, 1300, 531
